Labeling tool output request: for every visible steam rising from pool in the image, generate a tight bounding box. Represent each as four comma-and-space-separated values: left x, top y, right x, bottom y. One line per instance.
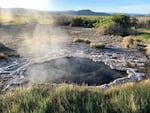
17, 25, 70, 57
25, 57, 127, 85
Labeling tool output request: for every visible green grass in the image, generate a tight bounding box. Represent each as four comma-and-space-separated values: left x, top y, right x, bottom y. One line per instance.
1, 80, 150, 113
133, 35, 150, 44
122, 35, 150, 48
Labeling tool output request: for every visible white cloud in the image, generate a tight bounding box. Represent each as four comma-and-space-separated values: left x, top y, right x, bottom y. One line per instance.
0, 0, 52, 11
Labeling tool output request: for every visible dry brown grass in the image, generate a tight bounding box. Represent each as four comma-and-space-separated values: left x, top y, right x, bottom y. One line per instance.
90, 43, 106, 49
121, 36, 134, 48
70, 31, 83, 35
73, 38, 91, 44
137, 17, 150, 28
146, 45, 150, 55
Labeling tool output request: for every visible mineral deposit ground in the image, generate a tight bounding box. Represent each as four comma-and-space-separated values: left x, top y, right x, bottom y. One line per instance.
0, 24, 148, 93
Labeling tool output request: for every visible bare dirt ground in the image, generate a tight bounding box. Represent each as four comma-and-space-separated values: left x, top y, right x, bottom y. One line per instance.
0, 25, 124, 49
65, 26, 123, 48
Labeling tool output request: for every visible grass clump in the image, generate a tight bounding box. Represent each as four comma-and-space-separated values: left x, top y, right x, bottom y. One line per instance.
122, 35, 150, 48
146, 45, 150, 55
136, 18, 150, 29
0, 53, 7, 59
1, 80, 150, 113
73, 38, 91, 44
121, 36, 134, 48
90, 43, 106, 49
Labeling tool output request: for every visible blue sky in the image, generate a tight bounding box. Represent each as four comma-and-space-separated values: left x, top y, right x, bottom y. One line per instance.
0, 0, 150, 14
51, 0, 150, 14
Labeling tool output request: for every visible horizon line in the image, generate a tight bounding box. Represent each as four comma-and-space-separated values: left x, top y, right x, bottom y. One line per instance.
0, 7, 149, 15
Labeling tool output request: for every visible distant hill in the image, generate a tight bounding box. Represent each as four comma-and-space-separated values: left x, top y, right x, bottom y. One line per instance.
55, 9, 111, 16
0, 7, 149, 17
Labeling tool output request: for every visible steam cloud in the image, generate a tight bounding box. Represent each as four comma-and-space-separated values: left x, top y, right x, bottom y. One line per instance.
0, 9, 77, 84
17, 24, 70, 57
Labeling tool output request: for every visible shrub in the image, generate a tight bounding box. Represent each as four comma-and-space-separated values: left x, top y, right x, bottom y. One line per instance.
97, 14, 134, 36
70, 17, 83, 27
70, 17, 100, 28
97, 22, 122, 35
111, 14, 131, 28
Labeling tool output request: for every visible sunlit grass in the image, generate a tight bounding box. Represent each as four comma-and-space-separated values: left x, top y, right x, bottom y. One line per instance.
136, 28, 150, 35
122, 35, 150, 48
0, 14, 55, 25
1, 80, 150, 113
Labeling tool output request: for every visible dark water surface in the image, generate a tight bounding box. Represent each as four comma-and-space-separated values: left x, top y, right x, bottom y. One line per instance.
25, 57, 127, 85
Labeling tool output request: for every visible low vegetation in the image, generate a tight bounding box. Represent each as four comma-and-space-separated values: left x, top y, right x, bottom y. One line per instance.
121, 36, 136, 48
90, 43, 106, 49
146, 45, 150, 55
0, 53, 7, 59
0, 14, 55, 25
73, 38, 91, 44
69, 16, 99, 27
136, 18, 150, 29
1, 80, 150, 113
121, 35, 150, 48
69, 15, 136, 36
1, 13, 150, 37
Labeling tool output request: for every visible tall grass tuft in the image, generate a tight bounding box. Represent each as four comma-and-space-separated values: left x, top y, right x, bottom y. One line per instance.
1, 80, 150, 113
121, 36, 134, 48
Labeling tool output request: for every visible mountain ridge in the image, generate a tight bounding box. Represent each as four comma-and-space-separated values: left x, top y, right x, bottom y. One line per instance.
0, 7, 149, 17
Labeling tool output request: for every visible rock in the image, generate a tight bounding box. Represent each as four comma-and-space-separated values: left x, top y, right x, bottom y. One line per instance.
112, 77, 130, 85
100, 84, 110, 90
